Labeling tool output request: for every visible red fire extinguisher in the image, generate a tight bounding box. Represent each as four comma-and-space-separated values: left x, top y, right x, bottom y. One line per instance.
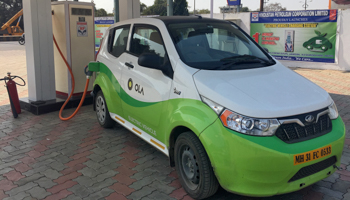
1, 73, 26, 118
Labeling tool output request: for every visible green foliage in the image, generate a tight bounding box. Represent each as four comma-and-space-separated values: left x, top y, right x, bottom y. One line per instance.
0, 0, 23, 32
264, 3, 286, 11
142, 0, 189, 16
142, 0, 167, 16
140, 3, 148, 14
95, 8, 108, 17
173, 0, 189, 16
241, 7, 250, 12
189, 9, 210, 15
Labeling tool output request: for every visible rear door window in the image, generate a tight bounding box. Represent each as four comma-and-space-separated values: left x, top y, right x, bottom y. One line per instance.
108, 25, 130, 58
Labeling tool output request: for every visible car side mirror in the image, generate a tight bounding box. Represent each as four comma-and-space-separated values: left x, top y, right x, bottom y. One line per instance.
138, 53, 174, 79
138, 53, 163, 70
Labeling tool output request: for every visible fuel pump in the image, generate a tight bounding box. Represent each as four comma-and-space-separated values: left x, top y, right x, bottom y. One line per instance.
51, 1, 95, 120
51, 1, 95, 99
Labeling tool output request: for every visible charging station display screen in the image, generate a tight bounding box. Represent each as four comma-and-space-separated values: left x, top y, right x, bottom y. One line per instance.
72, 8, 92, 16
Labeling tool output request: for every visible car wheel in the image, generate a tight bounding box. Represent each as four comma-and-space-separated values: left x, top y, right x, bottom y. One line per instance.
321, 45, 328, 51
175, 132, 219, 199
95, 90, 115, 128
18, 39, 25, 45
307, 45, 313, 50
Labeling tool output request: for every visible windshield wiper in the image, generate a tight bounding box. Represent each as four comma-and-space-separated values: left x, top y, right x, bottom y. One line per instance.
211, 60, 262, 70
220, 55, 271, 63
209, 55, 273, 70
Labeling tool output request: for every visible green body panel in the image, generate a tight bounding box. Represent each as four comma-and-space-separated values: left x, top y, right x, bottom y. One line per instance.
88, 62, 100, 72
92, 63, 218, 145
200, 117, 345, 196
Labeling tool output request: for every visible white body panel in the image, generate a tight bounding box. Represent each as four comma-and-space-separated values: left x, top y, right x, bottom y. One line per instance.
98, 17, 333, 122
193, 61, 332, 118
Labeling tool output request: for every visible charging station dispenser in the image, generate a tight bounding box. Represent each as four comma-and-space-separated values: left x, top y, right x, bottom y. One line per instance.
51, 1, 95, 99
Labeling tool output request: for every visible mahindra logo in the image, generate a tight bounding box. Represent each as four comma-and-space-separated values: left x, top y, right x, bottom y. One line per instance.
305, 115, 315, 123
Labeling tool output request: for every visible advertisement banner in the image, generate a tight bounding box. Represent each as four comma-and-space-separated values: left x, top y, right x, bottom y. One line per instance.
250, 10, 338, 63
95, 17, 114, 52
227, 0, 241, 6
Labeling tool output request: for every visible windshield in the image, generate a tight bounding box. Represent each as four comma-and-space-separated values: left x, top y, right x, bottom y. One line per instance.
167, 21, 275, 70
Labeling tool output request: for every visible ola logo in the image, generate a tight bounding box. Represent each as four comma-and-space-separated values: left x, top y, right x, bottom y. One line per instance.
128, 78, 133, 90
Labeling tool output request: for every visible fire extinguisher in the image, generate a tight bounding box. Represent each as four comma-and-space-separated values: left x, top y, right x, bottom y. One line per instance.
0, 73, 26, 118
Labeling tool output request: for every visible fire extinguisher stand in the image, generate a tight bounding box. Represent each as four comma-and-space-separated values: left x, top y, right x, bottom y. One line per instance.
0, 73, 26, 118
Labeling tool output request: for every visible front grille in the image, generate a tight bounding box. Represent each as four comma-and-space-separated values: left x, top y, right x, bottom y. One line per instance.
275, 114, 332, 143
289, 156, 337, 182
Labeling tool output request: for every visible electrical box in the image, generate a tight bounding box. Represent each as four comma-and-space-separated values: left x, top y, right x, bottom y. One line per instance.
52, 1, 95, 98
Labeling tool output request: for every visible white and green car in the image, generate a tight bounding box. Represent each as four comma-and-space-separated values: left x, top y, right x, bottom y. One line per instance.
88, 16, 345, 199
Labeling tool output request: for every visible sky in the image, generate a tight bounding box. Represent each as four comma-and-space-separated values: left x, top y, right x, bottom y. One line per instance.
80, 0, 330, 14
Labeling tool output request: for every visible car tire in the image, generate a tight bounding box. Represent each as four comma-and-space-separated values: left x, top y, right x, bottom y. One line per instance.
95, 90, 115, 128
321, 45, 328, 51
307, 45, 313, 50
174, 132, 219, 199
18, 39, 25, 45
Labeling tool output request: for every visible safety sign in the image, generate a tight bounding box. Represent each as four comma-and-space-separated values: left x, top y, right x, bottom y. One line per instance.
77, 22, 88, 37
250, 10, 338, 63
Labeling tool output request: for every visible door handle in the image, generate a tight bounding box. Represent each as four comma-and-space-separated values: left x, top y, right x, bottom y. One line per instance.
125, 62, 134, 69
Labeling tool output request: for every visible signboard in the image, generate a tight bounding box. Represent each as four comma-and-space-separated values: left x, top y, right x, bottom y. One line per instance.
77, 22, 88, 37
227, 0, 241, 6
329, 0, 350, 9
95, 17, 114, 52
250, 10, 338, 63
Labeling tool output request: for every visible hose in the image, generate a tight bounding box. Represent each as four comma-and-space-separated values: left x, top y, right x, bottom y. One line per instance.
53, 35, 94, 121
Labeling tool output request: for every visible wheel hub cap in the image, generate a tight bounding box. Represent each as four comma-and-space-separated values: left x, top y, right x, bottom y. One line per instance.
96, 96, 106, 123
181, 147, 199, 184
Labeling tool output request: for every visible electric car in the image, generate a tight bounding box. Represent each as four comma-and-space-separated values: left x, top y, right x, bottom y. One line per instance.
303, 36, 332, 52
89, 16, 345, 199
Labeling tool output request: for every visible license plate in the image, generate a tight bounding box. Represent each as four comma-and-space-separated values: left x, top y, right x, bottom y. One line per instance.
294, 145, 332, 165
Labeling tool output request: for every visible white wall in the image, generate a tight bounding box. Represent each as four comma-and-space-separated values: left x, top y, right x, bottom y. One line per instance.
202, 10, 350, 72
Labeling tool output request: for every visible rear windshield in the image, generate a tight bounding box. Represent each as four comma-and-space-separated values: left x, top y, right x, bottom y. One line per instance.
167, 21, 275, 70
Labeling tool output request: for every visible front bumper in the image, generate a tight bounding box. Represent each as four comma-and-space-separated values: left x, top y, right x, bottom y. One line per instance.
199, 117, 345, 197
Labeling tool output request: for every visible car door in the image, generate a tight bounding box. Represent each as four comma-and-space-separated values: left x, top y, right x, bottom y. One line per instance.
99, 25, 130, 116
120, 24, 173, 142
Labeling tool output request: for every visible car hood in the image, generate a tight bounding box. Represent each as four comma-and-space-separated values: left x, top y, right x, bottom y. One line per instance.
193, 63, 332, 118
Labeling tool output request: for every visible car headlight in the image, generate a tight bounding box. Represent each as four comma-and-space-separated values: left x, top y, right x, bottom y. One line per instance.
201, 96, 280, 136
328, 101, 339, 119
220, 109, 280, 136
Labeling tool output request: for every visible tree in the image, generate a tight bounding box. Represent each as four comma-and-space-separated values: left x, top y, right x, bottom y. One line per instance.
142, 0, 189, 16
0, 0, 23, 33
189, 9, 210, 15
264, 3, 286, 11
140, 3, 147, 14
173, 0, 189, 16
142, 0, 167, 16
240, 7, 250, 12
95, 8, 108, 17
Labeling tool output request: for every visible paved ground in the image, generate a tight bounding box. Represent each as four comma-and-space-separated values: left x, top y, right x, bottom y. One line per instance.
0, 41, 350, 199
0, 42, 27, 106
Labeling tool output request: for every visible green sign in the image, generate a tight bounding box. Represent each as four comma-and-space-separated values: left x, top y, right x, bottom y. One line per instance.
250, 10, 338, 63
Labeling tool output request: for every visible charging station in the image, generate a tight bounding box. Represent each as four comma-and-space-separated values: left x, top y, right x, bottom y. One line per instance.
20, 0, 141, 115
52, 1, 95, 99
